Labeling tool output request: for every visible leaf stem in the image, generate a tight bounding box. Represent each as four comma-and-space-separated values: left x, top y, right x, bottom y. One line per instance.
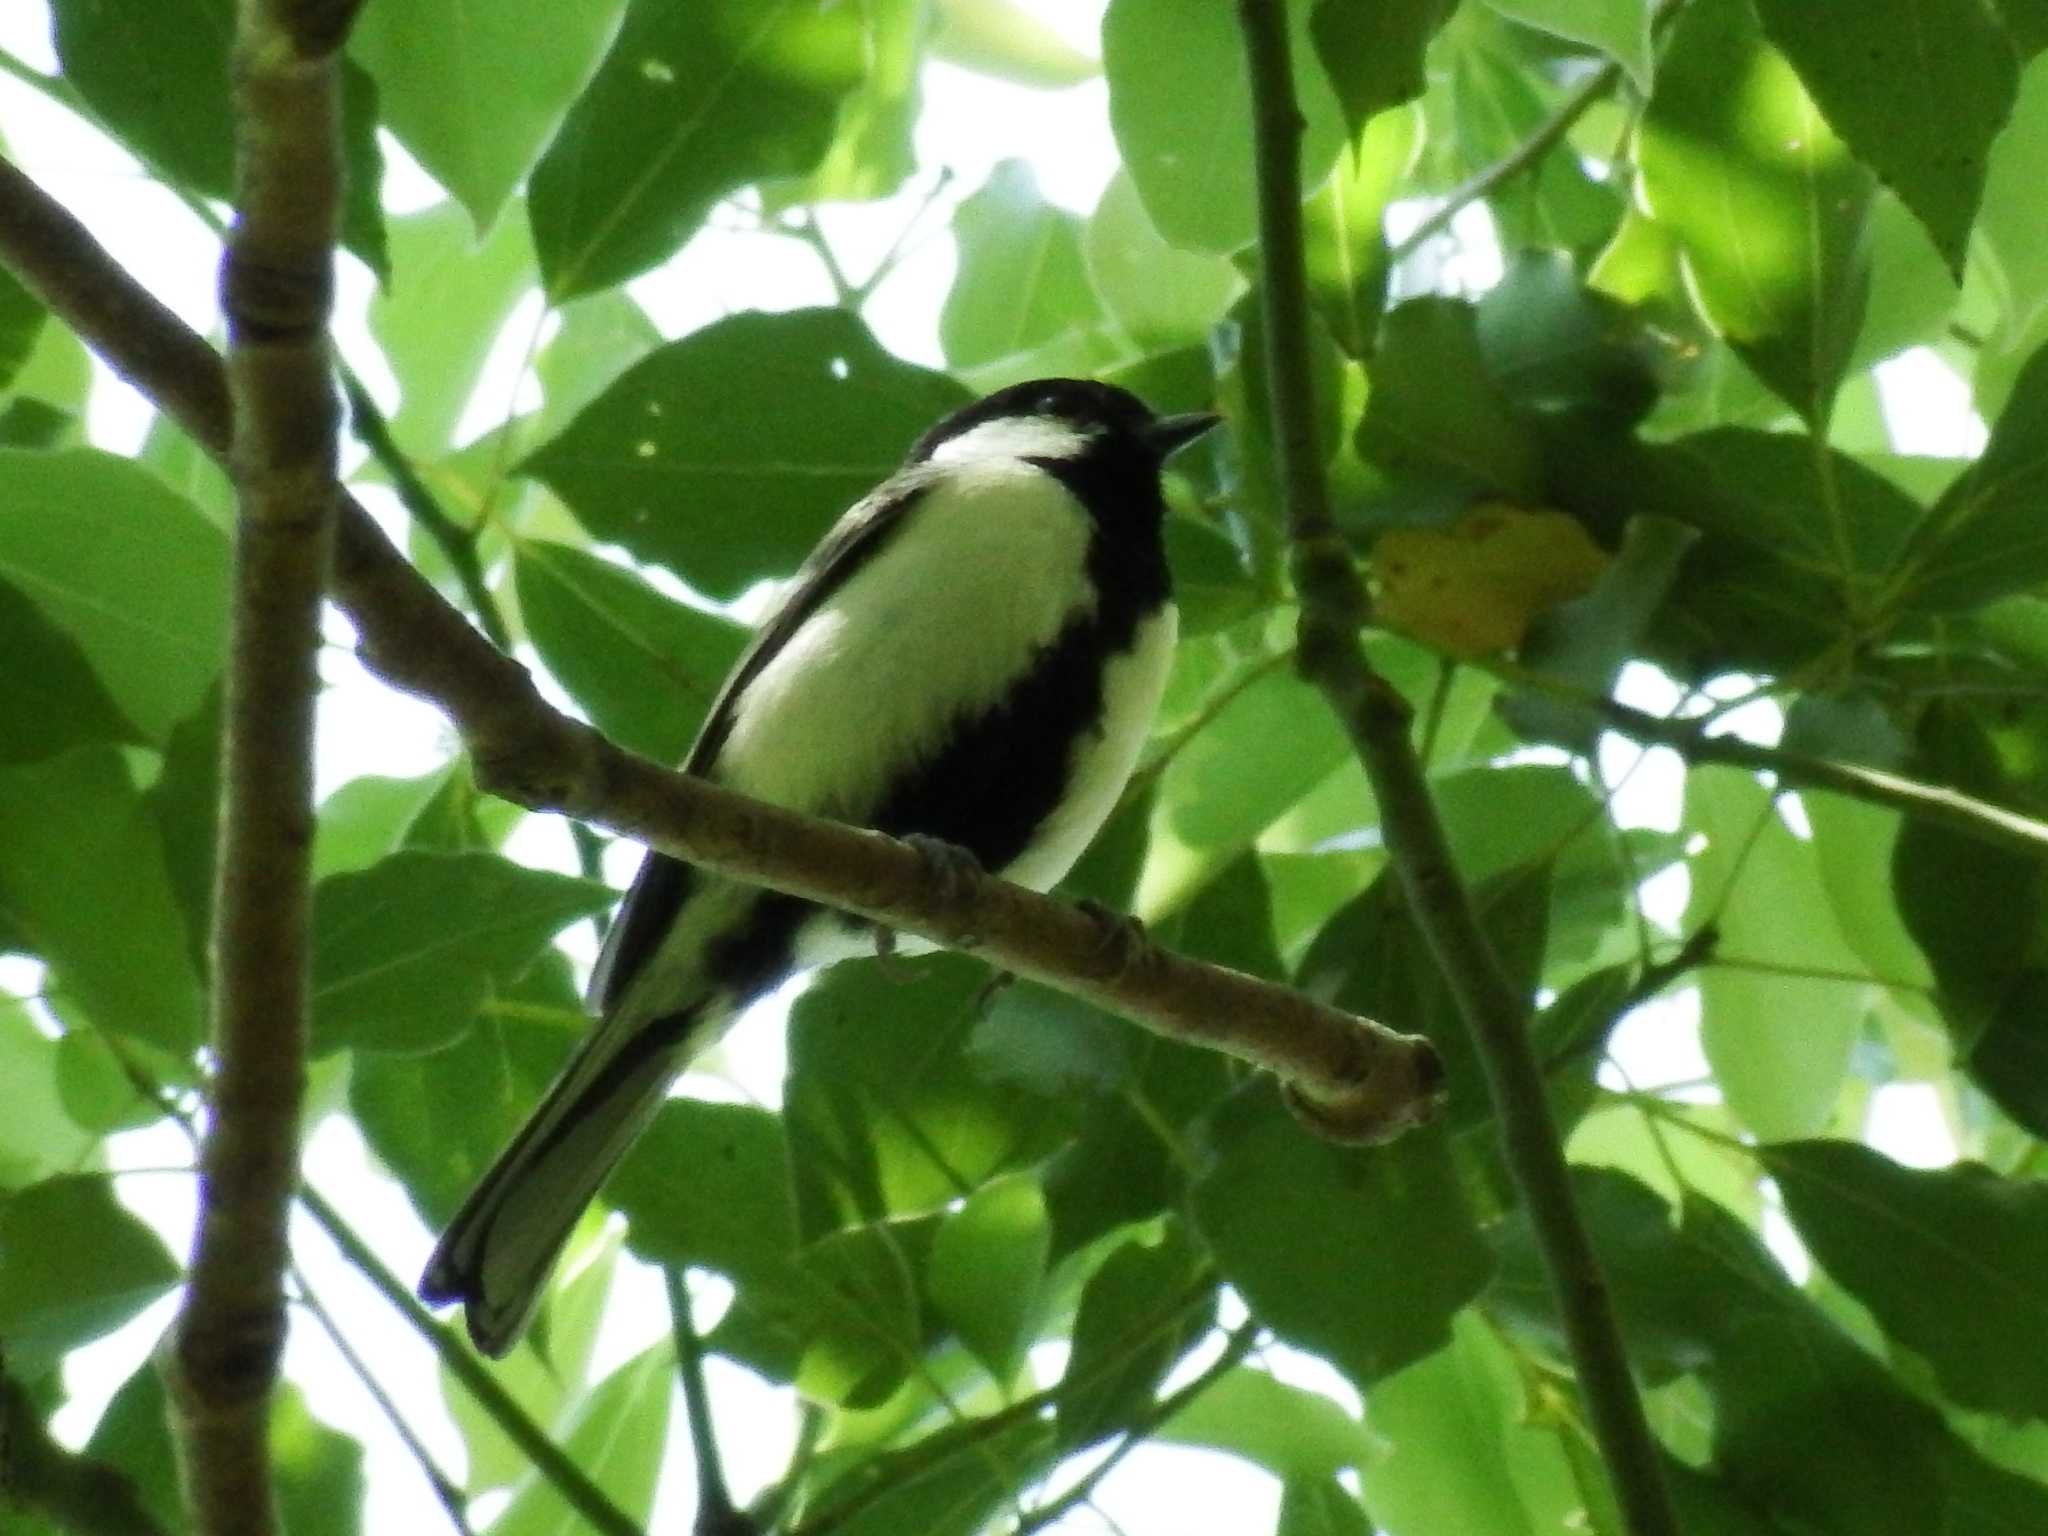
664, 1269, 753, 1536
340, 370, 513, 650
1234, 3, 1680, 1534
295, 1185, 645, 1536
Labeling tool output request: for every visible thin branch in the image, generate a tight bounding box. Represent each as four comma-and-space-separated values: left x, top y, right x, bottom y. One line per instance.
0, 152, 1444, 1148
664, 1271, 755, 1536
340, 370, 512, 650
0, 1369, 172, 1536
1013, 1323, 1263, 1536
1387, 0, 1684, 266
1591, 690, 2048, 854
291, 1268, 476, 1536
1233, 6, 1680, 1536
160, 3, 360, 1531
295, 1186, 644, 1536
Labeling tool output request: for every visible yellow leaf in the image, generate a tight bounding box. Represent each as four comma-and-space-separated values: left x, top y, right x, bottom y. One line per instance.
1371, 503, 1609, 658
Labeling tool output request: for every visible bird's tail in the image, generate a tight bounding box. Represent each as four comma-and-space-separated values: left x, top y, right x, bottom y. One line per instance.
419, 998, 722, 1356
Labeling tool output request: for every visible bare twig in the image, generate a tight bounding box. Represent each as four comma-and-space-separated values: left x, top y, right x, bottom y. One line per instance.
1233, 3, 1680, 1534
159, 3, 362, 1531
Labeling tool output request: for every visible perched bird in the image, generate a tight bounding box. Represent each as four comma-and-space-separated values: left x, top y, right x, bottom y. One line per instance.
420, 378, 1217, 1355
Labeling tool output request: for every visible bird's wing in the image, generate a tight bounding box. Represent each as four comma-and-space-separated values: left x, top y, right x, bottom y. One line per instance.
584, 472, 936, 1015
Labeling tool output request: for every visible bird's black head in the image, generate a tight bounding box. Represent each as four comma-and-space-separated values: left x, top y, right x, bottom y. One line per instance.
907, 377, 1218, 471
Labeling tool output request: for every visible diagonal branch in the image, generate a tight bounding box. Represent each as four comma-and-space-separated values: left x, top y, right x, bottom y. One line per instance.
0, 156, 1441, 1146
1233, 3, 1680, 1535
158, 3, 364, 1534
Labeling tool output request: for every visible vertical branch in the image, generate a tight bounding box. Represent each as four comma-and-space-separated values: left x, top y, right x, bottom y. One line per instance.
159, 2, 362, 1532
665, 1270, 756, 1536
1230, 5, 1681, 1536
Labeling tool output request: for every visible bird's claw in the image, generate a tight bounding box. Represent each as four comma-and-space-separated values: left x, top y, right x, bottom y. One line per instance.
903, 833, 986, 949
1077, 897, 1148, 979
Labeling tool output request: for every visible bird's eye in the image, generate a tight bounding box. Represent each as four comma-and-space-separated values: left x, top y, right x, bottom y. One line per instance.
1035, 390, 1064, 415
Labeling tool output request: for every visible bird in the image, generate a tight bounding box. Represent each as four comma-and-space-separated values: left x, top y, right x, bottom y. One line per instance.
419, 377, 1217, 1356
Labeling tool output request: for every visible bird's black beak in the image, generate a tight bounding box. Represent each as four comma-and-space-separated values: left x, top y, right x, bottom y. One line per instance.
1144, 411, 1221, 460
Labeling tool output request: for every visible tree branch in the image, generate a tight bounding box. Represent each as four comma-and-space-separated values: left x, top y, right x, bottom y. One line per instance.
0, 1370, 172, 1536
1233, 4, 1679, 1536
159, 4, 361, 1532
0, 156, 1444, 1148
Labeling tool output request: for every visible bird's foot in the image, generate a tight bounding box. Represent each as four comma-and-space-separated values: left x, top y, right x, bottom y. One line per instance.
1077, 898, 1148, 979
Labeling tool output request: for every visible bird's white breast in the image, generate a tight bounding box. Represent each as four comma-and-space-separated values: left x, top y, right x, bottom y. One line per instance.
713, 457, 1099, 820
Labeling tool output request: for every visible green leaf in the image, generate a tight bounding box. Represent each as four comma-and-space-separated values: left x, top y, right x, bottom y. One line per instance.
1157, 1367, 1373, 1480
1164, 517, 1260, 637
1296, 852, 1551, 1134
1356, 298, 1543, 502
309, 850, 612, 1054
0, 572, 141, 764
523, 308, 969, 597
786, 955, 1076, 1242
0, 265, 45, 393
350, 0, 623, 232
1764, 1140, 2048, 1421
1443, 34, 1623, 252
351, 959, 577, 1227
50, 0, 388, 278
145, 683, 223, 978
788, 1218, 935, 1406
0, 747, 205, 1054
1279, 1476, 1374, 1536
0, 1175, 179, 1376
1057, 1221, 1214, 1449
1475, 253, 1662, 426
1105, 0, 1347, 253
779, 0, 923, 204
312, 766, 458, 879
1637, 0, 1874, 422
820, 1420, 1056, 1536
1302, 108, 1419, 358
1754, 0, 2017, 278
1682, 773, 1863, 1140
610, 1098, 800, 1294
1085, 170, 1246, 350
928, 1172, 1049, 1380
0, 1000, 98, 1186
1357, 1311, 1586, 1536
930, 0, 1098, 87
490, 1342, 672, 1536
1504, 516, 1699, 752
83, 1363, 182, 1534
1902, 340, 2048, 610
365, 202, 538, 459
941, 161, 1108, 374
528, 0, 866, 299
1191, 1083, 1493, 1388
1311, 0, 1458, 134
0, 448, 227, 742
1158, 665, 1353, 865
272, 1383, 365, 1536
1486, 0, 1654, 90
1977, 58, 2048, 343
514, 540, 748, 764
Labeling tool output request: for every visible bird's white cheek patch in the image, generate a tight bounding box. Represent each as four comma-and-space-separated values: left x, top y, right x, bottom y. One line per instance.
1001, 603, 1178, 893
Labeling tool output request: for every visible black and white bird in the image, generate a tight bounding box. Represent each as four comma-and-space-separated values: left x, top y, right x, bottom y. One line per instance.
420, 378, 1216, 1355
